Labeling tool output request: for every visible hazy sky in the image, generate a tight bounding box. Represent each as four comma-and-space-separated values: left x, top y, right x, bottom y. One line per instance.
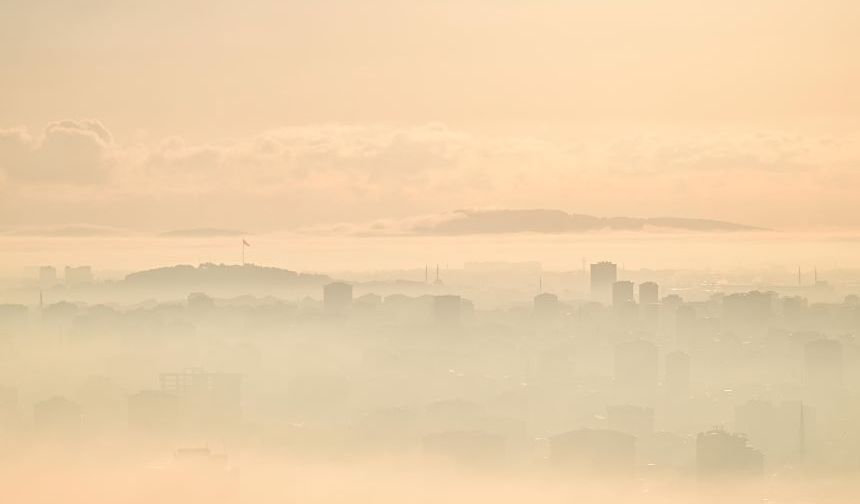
2, 0, 860, 233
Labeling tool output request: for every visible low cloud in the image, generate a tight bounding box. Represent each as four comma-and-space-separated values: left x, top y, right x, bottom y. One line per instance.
1, 120, 859, 232
300, 209, 764, 236
0, 120, 114, 184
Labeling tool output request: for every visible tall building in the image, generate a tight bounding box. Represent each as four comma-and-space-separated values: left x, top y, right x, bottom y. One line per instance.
612, 281, 635, 308
590, 261, 617, 304
639, 281, 659, 305
323, 282, 353, 316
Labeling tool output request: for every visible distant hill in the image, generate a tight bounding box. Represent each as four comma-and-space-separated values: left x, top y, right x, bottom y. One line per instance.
407, 209, 764, 235
123, 263, 331, 289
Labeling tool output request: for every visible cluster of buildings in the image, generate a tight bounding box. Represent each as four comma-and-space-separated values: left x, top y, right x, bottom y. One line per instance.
1, 260, 860, 483
38, 265, 93, 289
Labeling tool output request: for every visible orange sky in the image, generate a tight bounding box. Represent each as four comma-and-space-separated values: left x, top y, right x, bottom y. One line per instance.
2, 0, 860, 233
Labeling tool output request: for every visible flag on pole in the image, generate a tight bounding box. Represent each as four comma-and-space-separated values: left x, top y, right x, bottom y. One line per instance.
243, 239, 250, 247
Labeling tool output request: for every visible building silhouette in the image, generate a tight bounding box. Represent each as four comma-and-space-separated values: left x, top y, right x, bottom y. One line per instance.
590, 262, 617, 305
323, 282, 353, 316
639, 281, 659, 306
612, 281, 635, 308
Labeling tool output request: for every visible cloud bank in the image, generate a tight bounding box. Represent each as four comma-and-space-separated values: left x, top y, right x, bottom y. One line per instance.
1, 120, 859, 232
0, 120, 114, 184
300, 209, 763, 237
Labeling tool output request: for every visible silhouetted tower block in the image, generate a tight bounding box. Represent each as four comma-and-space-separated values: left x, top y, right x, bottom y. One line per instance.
607, 405, 654, 439
534, 292, 560, 320
64, 265, 93, 287
33, 396, 81, 434
614, 339, 659, 402
590, 261, 617, 305
696, 429, 764, 479
128, 390, 182, 434
664, 351, 691, 398
612, 281, 635, 307
804, 339, 843, 393
423, 430, 506, 466
39, 266, 57, 289
613, 280, 637, 322
638, 281, 659, 306
550, 429, 636, 475
433, 295, 462, 326
323, 282, 353, 316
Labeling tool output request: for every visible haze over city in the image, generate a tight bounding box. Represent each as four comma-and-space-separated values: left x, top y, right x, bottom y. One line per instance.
3, 1, 860, 503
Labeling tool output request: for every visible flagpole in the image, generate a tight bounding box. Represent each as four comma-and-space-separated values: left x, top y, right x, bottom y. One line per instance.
241, 238, 250, 266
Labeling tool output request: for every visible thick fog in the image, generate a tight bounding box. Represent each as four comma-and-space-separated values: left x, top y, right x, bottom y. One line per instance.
2, 260, 860, 503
